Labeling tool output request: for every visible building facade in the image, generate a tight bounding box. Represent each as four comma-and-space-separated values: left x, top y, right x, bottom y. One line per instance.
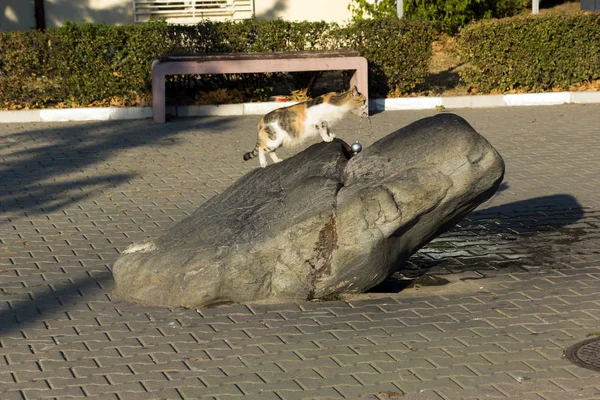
1, 0, 353, 31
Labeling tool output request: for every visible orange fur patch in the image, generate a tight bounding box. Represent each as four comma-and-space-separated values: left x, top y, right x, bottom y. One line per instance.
293, 105, 306, 138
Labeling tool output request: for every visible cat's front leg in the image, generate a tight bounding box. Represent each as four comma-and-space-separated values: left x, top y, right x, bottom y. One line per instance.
322, 121, 335, 140
317, 122, 335, 142
269, 152, 283, 163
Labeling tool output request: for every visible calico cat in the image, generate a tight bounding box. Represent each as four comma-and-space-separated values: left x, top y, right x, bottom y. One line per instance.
243, 86, 367, 168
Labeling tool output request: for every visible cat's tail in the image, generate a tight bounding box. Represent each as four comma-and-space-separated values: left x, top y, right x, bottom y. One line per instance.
243, 143, 260, 161
244, 121, 267, 161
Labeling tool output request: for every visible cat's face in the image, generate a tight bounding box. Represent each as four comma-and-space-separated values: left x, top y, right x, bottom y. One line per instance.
348, 86, 367, 113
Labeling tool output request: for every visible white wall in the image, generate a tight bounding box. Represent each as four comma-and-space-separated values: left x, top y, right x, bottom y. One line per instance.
0, 0, 352, 32
255, 0, 352, 23
44, 0, 134, 28
1, 0, 36, 31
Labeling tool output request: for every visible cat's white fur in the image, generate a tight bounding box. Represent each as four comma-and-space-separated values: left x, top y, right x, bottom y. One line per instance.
258, 103, 366, 167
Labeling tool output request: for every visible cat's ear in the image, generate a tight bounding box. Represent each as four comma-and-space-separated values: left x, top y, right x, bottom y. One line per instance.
351, 85, 360, 98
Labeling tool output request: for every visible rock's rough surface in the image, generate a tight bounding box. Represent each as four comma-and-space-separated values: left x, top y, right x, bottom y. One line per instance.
112, 114, 504, 308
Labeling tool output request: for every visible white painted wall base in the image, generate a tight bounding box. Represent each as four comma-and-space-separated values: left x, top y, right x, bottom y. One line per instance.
1, 92, 600, 123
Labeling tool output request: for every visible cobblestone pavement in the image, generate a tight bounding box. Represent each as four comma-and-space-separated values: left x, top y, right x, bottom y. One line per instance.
1, 105, 599, 400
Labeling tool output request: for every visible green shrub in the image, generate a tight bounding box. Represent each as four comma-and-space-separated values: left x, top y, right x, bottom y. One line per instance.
0, 18, 435, 109
458, 14, 600, 92
348, 0, 398, 20
337, 18, 436, 95
348, 0, 525, 34
405, 0, 524, 34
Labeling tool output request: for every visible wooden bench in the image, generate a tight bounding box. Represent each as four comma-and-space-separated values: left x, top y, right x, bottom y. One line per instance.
151, 50, 369, 123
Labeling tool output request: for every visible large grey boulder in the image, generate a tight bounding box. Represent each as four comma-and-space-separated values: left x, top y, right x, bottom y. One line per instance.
112, 113, 504, 308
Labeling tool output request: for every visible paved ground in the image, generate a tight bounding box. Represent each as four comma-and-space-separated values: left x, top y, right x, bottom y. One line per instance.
1, 104, 599, 400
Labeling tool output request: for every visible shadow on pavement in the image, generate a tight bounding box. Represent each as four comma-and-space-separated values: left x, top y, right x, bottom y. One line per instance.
0, 271, 115, 335
0, 116, 243, 334
0, 117, 237, 219
373, 193, 587, 293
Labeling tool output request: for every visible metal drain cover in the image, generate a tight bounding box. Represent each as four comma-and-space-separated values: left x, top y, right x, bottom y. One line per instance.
565, 338, 600, 372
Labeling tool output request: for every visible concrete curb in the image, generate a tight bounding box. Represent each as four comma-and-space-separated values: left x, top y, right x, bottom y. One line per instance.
0, 107, 153, 123
2, 91, 599, 123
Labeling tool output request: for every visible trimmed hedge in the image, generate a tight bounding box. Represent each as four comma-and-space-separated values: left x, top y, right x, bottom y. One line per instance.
0, 21, 171, 108
458, 14, 600, 93
0, 29, 52, 108
0, 19, 435, 109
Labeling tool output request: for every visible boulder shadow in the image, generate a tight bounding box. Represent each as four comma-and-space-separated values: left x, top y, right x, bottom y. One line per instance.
371, 193, 588, 293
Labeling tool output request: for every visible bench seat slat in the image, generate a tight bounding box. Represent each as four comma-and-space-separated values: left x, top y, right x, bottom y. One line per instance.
159, 50, 361, 62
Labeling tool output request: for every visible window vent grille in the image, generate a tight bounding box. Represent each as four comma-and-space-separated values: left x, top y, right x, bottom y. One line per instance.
134, 0, 253, 22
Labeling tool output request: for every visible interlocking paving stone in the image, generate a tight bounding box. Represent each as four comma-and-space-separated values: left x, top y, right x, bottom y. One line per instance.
2, 105, 600, 398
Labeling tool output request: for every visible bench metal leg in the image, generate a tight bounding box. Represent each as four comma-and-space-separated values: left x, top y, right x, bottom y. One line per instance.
349, 57, 369, 115
152, 61, 166, 124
